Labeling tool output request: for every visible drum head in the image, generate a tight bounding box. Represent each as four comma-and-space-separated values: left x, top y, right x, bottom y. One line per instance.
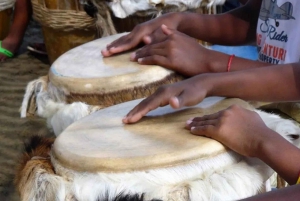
49, 33, 175, 94
53, 97, 253, 172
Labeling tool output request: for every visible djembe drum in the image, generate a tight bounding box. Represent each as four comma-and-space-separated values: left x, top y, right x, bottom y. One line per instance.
21, 33, 184, 135
0, 0, 15, 40
16, 97, 300, 201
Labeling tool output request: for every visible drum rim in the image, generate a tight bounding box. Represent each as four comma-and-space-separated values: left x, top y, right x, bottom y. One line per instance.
52, 97, 254, 173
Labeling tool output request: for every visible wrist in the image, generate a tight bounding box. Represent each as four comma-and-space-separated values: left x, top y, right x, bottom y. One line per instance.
254, 128, 281, 158
176, 12, 195, 32
207, 50, 231, 73
4, 34, 23, 44
194, 73, 215, 97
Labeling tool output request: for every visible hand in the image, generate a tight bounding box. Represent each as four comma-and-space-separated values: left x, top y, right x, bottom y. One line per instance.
101, 13, 182, 57
123, 75, 211, 124
185, 105, 271, 157
131, 24, 211, 76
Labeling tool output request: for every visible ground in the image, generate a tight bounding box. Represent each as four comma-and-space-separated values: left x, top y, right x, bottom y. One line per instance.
0, 18, 54, 201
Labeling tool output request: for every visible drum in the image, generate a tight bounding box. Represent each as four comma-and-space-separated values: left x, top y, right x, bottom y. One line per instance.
0, 0, 15, 40
15, 97, 300, 201
21, 33, 184, 135
31, 0, 97, 64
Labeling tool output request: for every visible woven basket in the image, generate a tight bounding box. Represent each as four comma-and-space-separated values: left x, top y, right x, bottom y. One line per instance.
31, 0, 97, 64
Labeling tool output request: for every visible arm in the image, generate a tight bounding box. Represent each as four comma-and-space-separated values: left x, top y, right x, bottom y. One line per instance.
205, 62, 300, 101
133, 24, 269, 76
177, 0, 261, 45
7, 0, 32, 43
240, 185, 300, 201
0, 0, 32, 61
102, 0, 262, 56
123, 62, 300, 123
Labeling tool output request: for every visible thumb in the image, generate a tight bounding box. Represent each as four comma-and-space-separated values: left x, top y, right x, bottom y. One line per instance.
169, 90, 191, 109
161, 24, 173, 36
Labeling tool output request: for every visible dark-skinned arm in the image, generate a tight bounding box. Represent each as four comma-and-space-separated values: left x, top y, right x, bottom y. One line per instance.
103, 0, 262, 56
123, 62, 300, 123
206, 62, 300, 101
240, 185, 300, 201
177, 0, 262, 45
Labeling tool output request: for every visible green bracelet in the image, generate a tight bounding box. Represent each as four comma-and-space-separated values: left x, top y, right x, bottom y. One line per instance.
0, 41, 14, 58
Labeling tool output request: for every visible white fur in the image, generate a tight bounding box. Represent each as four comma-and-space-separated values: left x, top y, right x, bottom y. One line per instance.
21, 77, 101, 136
107, 0, 226, 18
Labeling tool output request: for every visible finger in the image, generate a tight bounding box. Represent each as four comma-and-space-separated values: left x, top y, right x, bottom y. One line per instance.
169, 97, 180, 109
175, 89, 203, 109
123, 95, 170, 124
190, 124, 217, 138
130, 42, 166, 61
137, 55, 169, 67
142, 35, 152, 45
144, 27, 168, 45
134, 45, 167, 61
102, 35, 129, 57
106, 34, 130, 50
185, 119, 217, 130
123, 86, 182, 123
161, 24, 173, 36
104, 33, 144, 56
191, 112, 222, 122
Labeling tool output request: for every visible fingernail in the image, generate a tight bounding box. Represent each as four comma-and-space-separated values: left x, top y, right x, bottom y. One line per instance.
186, 120, 192, 125
138, 58, 143, 63
130, 52, 136, 60
191, 127, 195, 130
144, 36, 151, 44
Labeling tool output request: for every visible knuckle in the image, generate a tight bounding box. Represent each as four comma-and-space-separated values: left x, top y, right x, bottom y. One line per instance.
230, 104, 241, 110
152, 55, 160, 62
157, 85, 168, 94
134, 24, 142, 31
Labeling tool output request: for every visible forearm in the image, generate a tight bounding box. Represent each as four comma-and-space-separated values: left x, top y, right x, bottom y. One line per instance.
256, 129, 300, 185
201, 63, 300, 101
205, 50, 270, 73
176, 0, 261, 45
6, 0, 32, 41
240, 185, 300, 201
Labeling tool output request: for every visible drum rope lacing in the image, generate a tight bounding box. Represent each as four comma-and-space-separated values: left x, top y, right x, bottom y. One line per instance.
0, 0, 16, 12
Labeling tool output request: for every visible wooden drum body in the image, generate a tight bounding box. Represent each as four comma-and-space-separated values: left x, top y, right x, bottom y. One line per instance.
31, 0, 97, 63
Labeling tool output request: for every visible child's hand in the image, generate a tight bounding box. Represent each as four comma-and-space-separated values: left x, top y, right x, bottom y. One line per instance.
130, 24, 211, 76
123, 75, 210, 124
186, 105, 271, 157
101, 13, 182, 57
